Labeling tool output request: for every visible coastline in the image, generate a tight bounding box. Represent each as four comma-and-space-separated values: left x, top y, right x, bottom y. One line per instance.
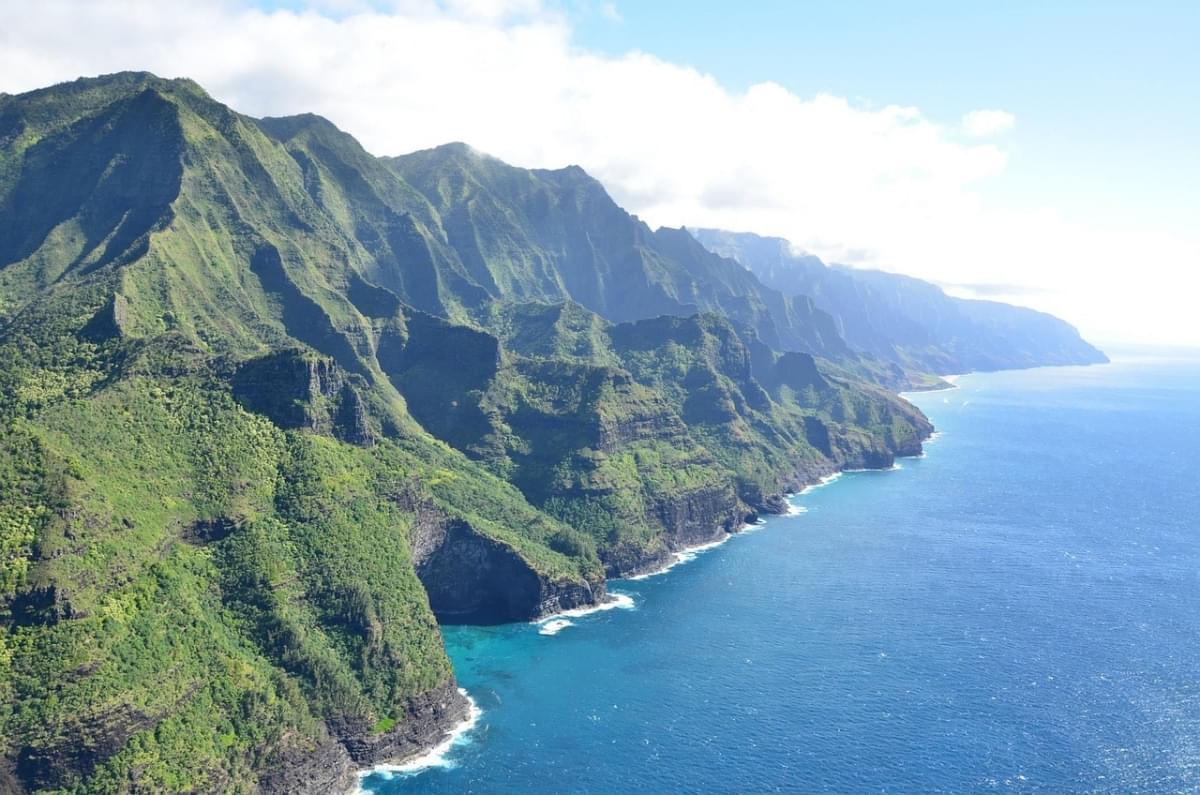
352, 690, 482, 794
350, 425, 935, 787
902, 373, 963, 398
622, 524, 746, 582
531, 591, 638, 633
609, 441, 927, 585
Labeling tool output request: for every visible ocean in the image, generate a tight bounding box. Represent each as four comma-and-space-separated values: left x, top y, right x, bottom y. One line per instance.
361, 351, 1200, 793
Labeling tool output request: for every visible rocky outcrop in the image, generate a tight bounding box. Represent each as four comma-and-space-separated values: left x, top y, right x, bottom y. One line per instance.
232, 350, 376, 445
596, 384, 690, 452
602, 482, 746, 578
80, 293, 130, 341
255, 735, 354, 795
402, 489, 602, 623
6, 672, 467, 795
771, 351, 827, 392
602, 542, 675, 579
652, 482, 743, 548
337, 680, 469, 768
8, 584, 76, 627
256, 680, 468, 795
13, 703, 157, 791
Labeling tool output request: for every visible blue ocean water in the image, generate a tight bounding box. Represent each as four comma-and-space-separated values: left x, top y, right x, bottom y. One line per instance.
363, 353, 1200, 793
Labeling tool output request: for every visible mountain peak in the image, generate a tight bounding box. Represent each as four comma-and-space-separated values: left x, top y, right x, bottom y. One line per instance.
255, 111, 345, 142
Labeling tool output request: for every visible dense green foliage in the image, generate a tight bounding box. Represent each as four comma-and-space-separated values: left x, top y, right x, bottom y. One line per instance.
0, 73, 942, 793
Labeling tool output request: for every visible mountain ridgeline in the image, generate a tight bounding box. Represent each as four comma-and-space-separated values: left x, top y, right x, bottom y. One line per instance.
0, 73, 1097, 794
690, 228, 1108, 375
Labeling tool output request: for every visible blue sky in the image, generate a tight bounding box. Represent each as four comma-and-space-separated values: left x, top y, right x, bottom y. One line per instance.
572, 0, 1199, 235
2, 0, 1196, 343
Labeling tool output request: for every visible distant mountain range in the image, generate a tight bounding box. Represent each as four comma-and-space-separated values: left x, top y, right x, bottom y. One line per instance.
0, 72, 1102, 794
691, 228, 1107, 375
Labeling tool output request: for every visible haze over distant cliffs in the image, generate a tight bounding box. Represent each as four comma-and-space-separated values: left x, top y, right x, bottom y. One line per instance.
691, 228, 1107, 375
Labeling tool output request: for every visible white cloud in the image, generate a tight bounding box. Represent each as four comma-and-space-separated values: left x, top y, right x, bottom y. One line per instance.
961, 109, 1015, 138
0, 0, 1194, 345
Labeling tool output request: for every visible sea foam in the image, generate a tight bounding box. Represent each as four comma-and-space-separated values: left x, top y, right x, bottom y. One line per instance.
354, 689, 481, 791
625, 532, 735, 581
798, 471, 843, 495
534, 592, 636, 624
538, 618, 574, 636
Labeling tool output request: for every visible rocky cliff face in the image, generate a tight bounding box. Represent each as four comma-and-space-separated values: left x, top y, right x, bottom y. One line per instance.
0, 74, 952, 795
257, 680, 468, 795
692, 227, 1108, 374
232, 350, 377, 445
653, 484, 744, 548
414, 518, 601, 623
403, 489, 603, 622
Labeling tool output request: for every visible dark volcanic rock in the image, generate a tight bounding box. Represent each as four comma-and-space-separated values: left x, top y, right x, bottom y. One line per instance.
337, 680, 468, 766
403, 489, 602, 623
257, 680, 469, 795
80, 293, 130, 341
14, 704, 154, 791
652, 483, 742, 548
232, 350, 376, 445
8, 584, 75, 627
255, 736, 354, 795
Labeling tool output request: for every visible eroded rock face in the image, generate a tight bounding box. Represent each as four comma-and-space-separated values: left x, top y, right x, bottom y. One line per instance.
255, 737, 354, 795
598, 482, 744, 578
337, 680, 469, 766
652, 482, 742, 548
257, 680, 469, 795
14, 703, 156, 791
405, 494, 601, 623
232, 350, 376, 445
80, 293, 130, 341
596, 390, 690, 452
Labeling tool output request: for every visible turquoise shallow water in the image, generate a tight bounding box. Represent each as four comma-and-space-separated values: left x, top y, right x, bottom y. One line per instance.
363, 353, 1200, 793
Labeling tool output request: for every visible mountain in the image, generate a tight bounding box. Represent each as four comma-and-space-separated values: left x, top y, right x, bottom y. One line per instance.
0, 72, 933, 793
690, 228, 1108, 374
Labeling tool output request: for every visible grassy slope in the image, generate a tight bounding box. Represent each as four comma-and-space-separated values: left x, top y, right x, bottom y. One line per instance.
0, 75, 594, 792
396, 300, 931, 572
0, 73, 932, 792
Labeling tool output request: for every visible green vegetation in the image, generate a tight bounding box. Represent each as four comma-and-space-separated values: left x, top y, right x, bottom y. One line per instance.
691, 228, 1108, 376
0, 73, 934, 793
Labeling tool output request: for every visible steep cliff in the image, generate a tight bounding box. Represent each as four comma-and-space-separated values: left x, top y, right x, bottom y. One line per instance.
691, 228, 1108, 374
0, 73, 945, 793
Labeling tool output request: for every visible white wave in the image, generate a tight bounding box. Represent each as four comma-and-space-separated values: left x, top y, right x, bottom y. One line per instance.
537, 618, 573, 635
784, 501, 808, 516
798, 471, 842, 495
354, 689, 481, 791
626, 532, 736, 581
843, 462, 902, 474
535, 592, 636, 621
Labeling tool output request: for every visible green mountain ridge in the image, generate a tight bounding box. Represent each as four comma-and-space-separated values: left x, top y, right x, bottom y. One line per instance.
0, 71, 1097, 794
690, 228, 1108, 374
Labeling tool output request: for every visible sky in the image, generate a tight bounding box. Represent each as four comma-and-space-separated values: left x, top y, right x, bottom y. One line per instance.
1, 0, 1196, 345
